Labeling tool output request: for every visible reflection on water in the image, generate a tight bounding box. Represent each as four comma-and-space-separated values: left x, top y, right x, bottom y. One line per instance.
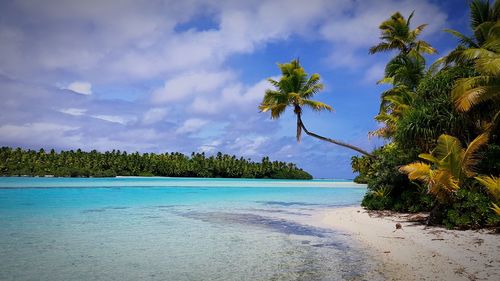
177, 211, 332, 238
0, 177, 380, 281
256, 201, 323, 207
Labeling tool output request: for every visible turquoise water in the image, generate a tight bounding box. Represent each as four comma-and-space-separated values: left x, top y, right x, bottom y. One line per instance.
0, 177, 378, 281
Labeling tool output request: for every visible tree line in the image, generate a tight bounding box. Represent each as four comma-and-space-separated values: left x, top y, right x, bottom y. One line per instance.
0, 147, 312, 179
259, 0, 499, 229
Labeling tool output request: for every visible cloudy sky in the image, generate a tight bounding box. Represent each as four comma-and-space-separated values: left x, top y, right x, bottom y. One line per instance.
0, 0, 471, 178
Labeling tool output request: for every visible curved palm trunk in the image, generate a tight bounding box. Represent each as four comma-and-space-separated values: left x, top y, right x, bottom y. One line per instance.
296, 113, 375, 158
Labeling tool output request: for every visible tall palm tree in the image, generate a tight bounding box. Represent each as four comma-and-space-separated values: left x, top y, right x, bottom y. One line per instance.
369, 12, 436, 56
259, 59, 374, 157
369, 12, 434, 138
400, 133, 489, 202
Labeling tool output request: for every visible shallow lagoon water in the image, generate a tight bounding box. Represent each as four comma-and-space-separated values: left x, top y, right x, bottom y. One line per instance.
0, 177, 380, 281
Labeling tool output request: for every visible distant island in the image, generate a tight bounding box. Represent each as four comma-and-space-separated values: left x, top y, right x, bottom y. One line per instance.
0, 147, 312, 179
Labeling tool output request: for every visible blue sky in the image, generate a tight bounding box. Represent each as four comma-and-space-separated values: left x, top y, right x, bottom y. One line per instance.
0, 0, 471, 178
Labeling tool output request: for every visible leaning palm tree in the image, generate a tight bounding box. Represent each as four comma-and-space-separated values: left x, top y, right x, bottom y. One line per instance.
259, 59, 373, 157
400, 133, 489, 202
369, 11, 436, 56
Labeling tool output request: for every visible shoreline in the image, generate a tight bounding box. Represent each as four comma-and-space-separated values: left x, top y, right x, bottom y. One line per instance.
310, 207, 499, 281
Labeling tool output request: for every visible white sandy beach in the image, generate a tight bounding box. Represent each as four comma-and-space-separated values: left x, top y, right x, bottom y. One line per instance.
311, 207, 500, 281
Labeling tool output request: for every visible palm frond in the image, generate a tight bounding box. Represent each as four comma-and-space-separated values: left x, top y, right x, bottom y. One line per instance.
377, 77, 394, 85
431, 134, 461, 161
415, 40, 436, 54
475, 57, 500, 75
399, 162, 431, 182
491, 202, 500, 216
470, 0, 491, 30
418, 153, 440, 164
475, 175, 500, 200
429, 170, 460, 200
444, 28, 478, 47
461, 48, 497, 60
369, 43, 393, 54
461, 133, 489, 177
300, 99, 333, 112
452, 76, 500, 111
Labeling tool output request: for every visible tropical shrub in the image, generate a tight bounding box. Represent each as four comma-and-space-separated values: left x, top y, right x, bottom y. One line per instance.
353, 143, 433, 212
394, 66, 477, 152
443, 187, 500, 229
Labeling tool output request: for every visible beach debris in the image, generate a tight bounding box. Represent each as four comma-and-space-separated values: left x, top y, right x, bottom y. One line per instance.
473, 238, 484, 246
383, 251, 391, 253
393, 222, 403, 232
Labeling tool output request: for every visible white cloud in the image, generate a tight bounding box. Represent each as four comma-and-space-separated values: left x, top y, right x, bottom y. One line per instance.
66, 81, 92, 95
142, 107, 168, 125
176, 118, 208, 134
92, 114, 135, 125
199, 140, 222, 153
59, 108, 87, 116
189, 78, 272, 115
152, 70, 234, 103
229, 136, 269, 157
319, 0, 447, 68
363, 63, 386, 83
0, 122, 81, 147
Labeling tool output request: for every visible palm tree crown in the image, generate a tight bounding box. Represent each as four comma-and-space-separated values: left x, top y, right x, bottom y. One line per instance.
439, 0, 500, 67
259, 59, 332, 141
451, 21, 500, 112
369, 12, 436, 55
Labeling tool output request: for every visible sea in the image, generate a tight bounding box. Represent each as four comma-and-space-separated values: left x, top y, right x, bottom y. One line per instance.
0, 177, 382, 281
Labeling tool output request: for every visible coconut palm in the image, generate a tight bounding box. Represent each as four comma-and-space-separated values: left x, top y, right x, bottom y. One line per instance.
259, 59, 374, 157
434, 1, 500, 112
369, 51, 425, 138
438, 0, 500, 66
369, 12, 433, 138
369, 12, 436, 56
452, 23, 500, 112
400, 133, 489, 202
370, 84, 415, 138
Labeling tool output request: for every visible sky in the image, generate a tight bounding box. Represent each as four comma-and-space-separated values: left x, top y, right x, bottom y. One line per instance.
0, 0, 472, 178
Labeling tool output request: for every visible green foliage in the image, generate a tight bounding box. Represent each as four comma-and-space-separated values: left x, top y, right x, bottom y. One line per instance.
353, 143, 433, 212
478, 144, 500, 175
394, 66, 477, 152
443, 188, 500, 229
0, 147, 312, 179
361, 190, 392, 210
